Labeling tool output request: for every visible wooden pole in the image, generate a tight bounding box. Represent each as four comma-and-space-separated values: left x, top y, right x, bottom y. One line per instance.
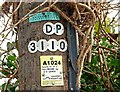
18, 2, 68, 90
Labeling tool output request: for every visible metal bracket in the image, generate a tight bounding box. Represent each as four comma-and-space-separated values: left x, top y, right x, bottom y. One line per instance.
67, 23, 78, 72
67, 23, 78, 90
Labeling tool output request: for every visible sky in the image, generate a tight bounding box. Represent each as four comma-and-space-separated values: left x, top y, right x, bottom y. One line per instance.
0, 0, 4, 5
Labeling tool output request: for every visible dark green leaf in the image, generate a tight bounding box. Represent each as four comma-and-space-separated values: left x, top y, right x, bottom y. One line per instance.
105, 26, 111, 33
1, 68, 10, 76
2, 83, 6, 90
7, 55, 16, 61
7, 42, 15, 51
7, 60, 16, 68
110, 59, 120, 66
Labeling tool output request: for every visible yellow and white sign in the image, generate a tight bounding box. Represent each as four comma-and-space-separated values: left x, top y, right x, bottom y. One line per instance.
40, 56, 64, 86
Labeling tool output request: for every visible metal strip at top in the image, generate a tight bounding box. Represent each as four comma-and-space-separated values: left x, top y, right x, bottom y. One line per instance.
29, 12, 60, 23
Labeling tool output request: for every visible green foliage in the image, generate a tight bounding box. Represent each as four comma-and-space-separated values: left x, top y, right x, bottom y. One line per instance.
81, 53, 120, 91
94, 21, 99, 32
7, 54, 17, 69
80, 16, 120, 91
7, 42, 16, 51
1, 53, 18, 91
2, 81, 18, 91
0, 3, 119, 92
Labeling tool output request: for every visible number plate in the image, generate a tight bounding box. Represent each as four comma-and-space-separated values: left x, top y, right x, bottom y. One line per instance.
28, 39, 67, 53
29, 12, 60, 23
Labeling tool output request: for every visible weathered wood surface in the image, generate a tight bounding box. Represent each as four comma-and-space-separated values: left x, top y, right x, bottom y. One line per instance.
18, 3, 68, 91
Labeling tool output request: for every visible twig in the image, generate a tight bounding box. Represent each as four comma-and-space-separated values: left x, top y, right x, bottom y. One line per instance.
0, 19, 6, 26
4, 60, 19, 91
77, 3, 96, 25
101, 49, 111, 92
0, 1, 23, 46
73, 0, 81, 20
84, 66, 98, 78
76, 44, 92, 89
5, 0, 59, 33
0, 48, 14, 57
12, 0, 23, 15
88, 27, 94, 63
97, 13, 119, 45
0, 0, 22, 34
109, 11, 120, 26
98, 47, 107, 89
99, 46, 117, 53
76, 27, 92, 89
51, 5, 85, 36
47, 0, 52, 11
0, 30, 11, 45
1, 0, 49, 33
102, 6, 120, 10
81, 83, 98, 87
0, 66, 10, 73
0, 16, 11, 34
97, 16, 107, 89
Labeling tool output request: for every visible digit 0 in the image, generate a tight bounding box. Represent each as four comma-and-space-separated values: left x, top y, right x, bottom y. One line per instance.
58, 39, 67, 52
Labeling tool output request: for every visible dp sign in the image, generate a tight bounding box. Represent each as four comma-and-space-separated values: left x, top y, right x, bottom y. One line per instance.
43, 22, 64, 35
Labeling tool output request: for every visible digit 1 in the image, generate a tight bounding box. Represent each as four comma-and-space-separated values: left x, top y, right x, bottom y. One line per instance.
38, 39, 47, 52
48, 39, 58, 52
52, 41, 54, 50
41, 41, 44, 50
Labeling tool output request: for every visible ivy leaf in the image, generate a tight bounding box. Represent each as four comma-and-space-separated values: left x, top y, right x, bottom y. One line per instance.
105, 26, 111, 33
97, 86, 103, 92
0, 33, 5, 38
7, 42, 15, 51
6, 54, 16, 69
7, 54, 16, 61
2, 83, 6, 90
1, 68, 10, 76
9, 84, 16, 92
110, 59, 120, 66
91, 55, 99, 66
94, 22, 99, 32
7, 60, 16, 69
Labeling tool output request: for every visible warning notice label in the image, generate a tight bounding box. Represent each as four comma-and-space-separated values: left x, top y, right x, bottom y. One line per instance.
40, 56, 64, 86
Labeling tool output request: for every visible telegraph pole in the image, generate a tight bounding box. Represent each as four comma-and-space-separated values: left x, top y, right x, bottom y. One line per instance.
18, 2, 69, 90
18, 2, 79, 91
